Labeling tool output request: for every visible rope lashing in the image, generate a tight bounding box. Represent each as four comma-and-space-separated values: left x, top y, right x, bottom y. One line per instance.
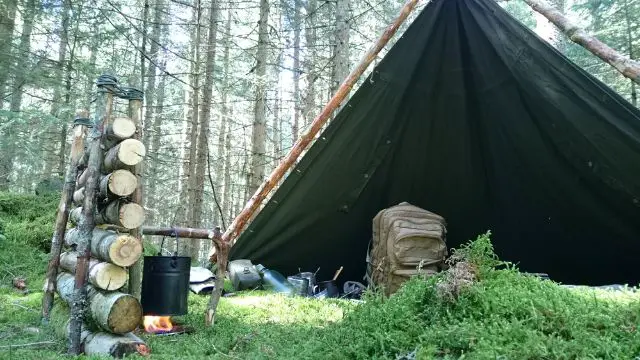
95, 74, 144, 100
73, 116, 93, 127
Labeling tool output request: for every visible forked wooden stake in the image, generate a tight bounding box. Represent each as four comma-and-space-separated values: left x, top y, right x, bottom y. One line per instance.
214, 0, 422, 253
205, 227, 230, 326
41, 110, 90, 323
69, 89, 114, 355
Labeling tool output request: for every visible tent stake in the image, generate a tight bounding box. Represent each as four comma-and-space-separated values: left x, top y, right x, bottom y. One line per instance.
214, 0, 423, 253
523, 0, 640, 85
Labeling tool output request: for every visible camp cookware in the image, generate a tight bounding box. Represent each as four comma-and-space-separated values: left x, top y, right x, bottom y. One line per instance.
141, 255, 191, 316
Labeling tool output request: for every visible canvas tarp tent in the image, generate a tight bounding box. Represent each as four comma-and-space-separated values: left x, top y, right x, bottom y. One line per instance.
230, 0, 640, 286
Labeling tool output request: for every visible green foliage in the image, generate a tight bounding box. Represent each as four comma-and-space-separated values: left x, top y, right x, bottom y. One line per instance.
0, 192, 58, 253
0, 202, 639, 360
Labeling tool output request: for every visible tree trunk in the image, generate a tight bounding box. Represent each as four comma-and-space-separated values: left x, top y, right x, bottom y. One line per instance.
220, 0, 421, 245
142, 0, 165, 152
41, 111, 89, 323
99, 169, 138, 199
524, 0, 640, 85
9, 0, 36, 112
181, 0, 203, 257
190, 0, 219, 260
303, 0, 318, 128
43, 0, 71, 179
218, 8, 232, 226
127, 96, 145, 299
247, 0, 270, 197
331, 0, 350, 94
623, 0, 637, 106
146, 54, 167, 229
292, 0, 302, 140
103, 139, 146, 173
65, 226, 143, 268
57, 272, 143, 334
0, 0, 17, 108
69, 90, 113, 355
59, 251, 128, 291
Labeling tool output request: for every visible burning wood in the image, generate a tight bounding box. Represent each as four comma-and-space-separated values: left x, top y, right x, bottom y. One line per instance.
142, 316, 193, 336
143, 316, 173, 333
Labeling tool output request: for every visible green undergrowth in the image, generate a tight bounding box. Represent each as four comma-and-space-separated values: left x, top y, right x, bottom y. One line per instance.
1, 192, 639, 359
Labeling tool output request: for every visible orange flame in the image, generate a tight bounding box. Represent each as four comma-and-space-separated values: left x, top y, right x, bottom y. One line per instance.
143, 316, 173, 333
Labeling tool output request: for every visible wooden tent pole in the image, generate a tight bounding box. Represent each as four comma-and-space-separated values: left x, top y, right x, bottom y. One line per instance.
41, 110, 90, 323
523, 0, 640, 85
215, 0, 423, 251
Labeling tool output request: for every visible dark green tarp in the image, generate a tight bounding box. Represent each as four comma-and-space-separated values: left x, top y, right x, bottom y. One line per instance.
231, 0, 640, 286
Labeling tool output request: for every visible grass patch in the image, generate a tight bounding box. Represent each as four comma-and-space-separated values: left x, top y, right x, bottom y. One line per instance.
0, 192, 639, 359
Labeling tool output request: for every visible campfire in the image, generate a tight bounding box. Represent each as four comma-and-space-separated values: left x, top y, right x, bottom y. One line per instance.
142, 316, 193, 336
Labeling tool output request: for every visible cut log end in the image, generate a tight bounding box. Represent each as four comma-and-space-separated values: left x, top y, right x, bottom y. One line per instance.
107, 296, 143, 334
93, 263, 128, 291
102, 170, 138, 197
110, 235, 143, 267
108, 117, 136, 140
116, 139, 146, 166
119, 203, 146, 229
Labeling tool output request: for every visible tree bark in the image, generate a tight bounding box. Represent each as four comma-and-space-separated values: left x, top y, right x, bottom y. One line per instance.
181, 0, 202, 257
623, 0, 637, 106
69, 90, 113, 355
142, 0, 165, 153
190, 0, 219, 260
331, 0, 350, 94
219, 8, 233, 225
43, 0, 70, 179
292, 0, 302, 140
524, 0, 640, 85
59, 251, 128, 291
219, 0, 421, 246
103, 138, 146, 173
65, 226, 142, 267
9, 0, 37, 112
41, 110, 89, 323
0, 0, 17, 108
57, 272, 143, 334
127, 96, 145, 299
303, 0, 318, 128
247, 0, 270, 198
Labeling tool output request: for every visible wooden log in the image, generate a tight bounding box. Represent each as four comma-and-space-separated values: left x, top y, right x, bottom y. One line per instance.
524, 0, 640, 84
42, 110, 89, 323
77, 168, 88, 187
103, 139, 146, 173
96, 200, 145, 229
57, 272, 143, 335
99, 169, 138, 198
104, 225, 214, 239
65, 227, 142, 267
106, 117, 136, 142
59, 251, 127, 291
51, 303, 150, 358
70, 91, 113, 355
69, 206, 83, 225
218, 0, 422, 248
127, 97, 144, 299
73, 187, 85, 205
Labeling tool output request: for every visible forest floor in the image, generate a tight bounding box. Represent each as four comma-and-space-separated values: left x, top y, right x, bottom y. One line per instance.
1, 192, 640, 359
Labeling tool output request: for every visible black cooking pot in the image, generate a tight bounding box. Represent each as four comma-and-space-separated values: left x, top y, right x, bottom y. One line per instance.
141, 256, 191, 316
315, 280, 339, 298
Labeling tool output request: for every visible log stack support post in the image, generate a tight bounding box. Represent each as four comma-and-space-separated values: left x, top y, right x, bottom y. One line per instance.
41, 74, 148, 358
